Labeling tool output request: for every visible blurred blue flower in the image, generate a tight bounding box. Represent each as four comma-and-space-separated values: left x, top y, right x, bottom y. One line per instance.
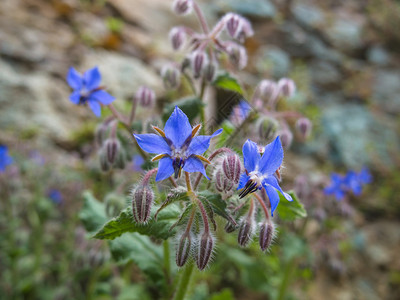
230, 100, 251, 124
237, 137, 292, 216
0, 145, 13, 172
132, 154, 145, 172
47, 189, 63, 204
66, 66, 115, 117
324, 173, 347, 200
134, 106, 222, 181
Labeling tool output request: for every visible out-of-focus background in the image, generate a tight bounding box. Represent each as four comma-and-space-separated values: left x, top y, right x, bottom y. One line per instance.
0, 0, 399, 299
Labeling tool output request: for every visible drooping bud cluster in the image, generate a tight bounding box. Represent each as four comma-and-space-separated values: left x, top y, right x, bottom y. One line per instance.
169, 26, 187, 51
196, 231, 214, 270
214, 153, 242, 198
172, 0, 193, 15
131, 185, 154, 223
237, 216, 255, 247
99, 137, 126, 171
135, 86, 155, 108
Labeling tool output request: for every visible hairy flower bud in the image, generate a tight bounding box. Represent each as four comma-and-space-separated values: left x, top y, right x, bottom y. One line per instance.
135, 86, 155, 108
278, 129, 293, 149
277, 78, 296, 98
203, 61, 217, 82
99, 150, 111, 172
131, 185, 154, 223
237, 217, 255, 247
258, 79, 278, 103
172, 0, 193, 15
295, 117, 312, 139
176, 233, 192, 267
259, 221, 275, 251
104, 138, 121, 165
227, 44, 247, 70
257, 117, 278, 141
95, 123, 108, 147
222, 154, 242, 184
224, 13, 241, 39
224, 221, 237, 233
214, 167, 234, 194
191, 51, 208, 79
116, 150, 127, 169
196, 231, 214, 270
169, 26, 186, 51
161, 65, 181, 90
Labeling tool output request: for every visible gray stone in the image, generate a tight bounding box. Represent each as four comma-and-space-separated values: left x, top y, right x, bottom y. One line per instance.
372, 70, 400, 114
326, 18, 364, 51
256, 47, 291, 78
212, 0, 276, 18
310, 61, 341, 88
292, 2, 324, 29
367, 45, 391, 66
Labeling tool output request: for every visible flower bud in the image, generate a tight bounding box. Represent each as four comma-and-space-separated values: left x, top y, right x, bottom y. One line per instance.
258, 79, 278, 103
224, 13, 241, 39
95, 123, 108, 147
257, 117, 278, 141
214, 167, 234, 194
161, 65, 181, 90
191, 51, 208, 79
224, 221, 237, 233
278, 129, 293, 149
227, 44, 247, 70
104, 138, 121, 165
131, 185, 154, 223
203, 61, 217, 82
259, 221, 275, 251
236, 18, 254, 42
196, 231, 214, 270
176, 233, 192, 267
222, 154, 242, 184
172, 0, 193, 15
237, 217, 255, 247
99, 150, 111, 172
277, 78, 296, 98
169, 26, 186, 51
115, 150, 127, 169
295, 117, 312, 139
135, 86, 155, 108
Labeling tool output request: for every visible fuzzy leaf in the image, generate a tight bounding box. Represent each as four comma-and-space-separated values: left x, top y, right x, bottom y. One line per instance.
276, 191, 307, 221
79, 191, 108, 233
198, 191, 236, 224
213, 73, 243, 94
163, 97, 203, 123
93, 204, 181, 240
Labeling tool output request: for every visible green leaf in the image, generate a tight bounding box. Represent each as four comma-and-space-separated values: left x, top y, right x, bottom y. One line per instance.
79, 191, 107, 233
198, 191, 236, 224
213, 73, 243, 94
93, 204, 181, 240
210, 289, 234, 300
163, 97, 203, 123
276, 191, 307, 221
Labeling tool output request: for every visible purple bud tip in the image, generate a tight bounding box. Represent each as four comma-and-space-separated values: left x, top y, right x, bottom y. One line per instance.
104, 138, 121, 165
169, 27, 186, 51
214, 167, 234, 194
172, 0, 193, 15
132, 185, 154, 223
278, 130, 293, 149
191, 51, 208, 79
259, 221, 275, 251
258, 79, 279, 102
176, 233, 192, 267
223, 13, 253, 42
237, 217, 254, 247
136, 86, 156, 108
227, 44, 248, 70
196, 232, 214, 270
277, 78, 296, 98
222, 154, 242, 184
295, 117, 312, 139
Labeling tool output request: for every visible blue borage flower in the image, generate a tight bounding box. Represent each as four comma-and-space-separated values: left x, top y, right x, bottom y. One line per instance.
237, 137, 292, 216
67, 66, 115, 117
0, 145, 13, 173
324, 173, 347, 200
230, 100, 251, 124
134, 106, 222, 182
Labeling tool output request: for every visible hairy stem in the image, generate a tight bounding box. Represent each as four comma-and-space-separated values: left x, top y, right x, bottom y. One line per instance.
185, 171, 192, 192
172, 262, 195, 300
254, 192, 270, 220
142, 168, 158, 185
163, 240, 171, 288
193, 2, 209, 34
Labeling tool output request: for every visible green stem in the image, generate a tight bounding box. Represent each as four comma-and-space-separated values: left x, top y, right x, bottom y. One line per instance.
199, 79, 206, 135
173, 263, 195, 300
277, 257, 296, 300
163, 240, 171, 287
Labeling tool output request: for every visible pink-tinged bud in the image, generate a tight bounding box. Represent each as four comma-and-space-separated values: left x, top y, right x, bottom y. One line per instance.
258, 79, 279, 103
236, 18, 254, 43
278, 129, 293, 149
257, 117, 278, 141
135, 86, 155, 108
131, 185, 154, 223
295, 117, 312, 139
161, 65, 181, 90
95, 123, 107, 147
237, 217, 255, 247
224, 221, 237, 233
222, 154, 242, 184
224, 13, 241, 39
169, 26, 186, 51
203, 61, 217, 82
172, 0, 193, 15
227, 44, 247, 69
277, 78, 296, 98
176, 233, 192, 267
259, 221, 275, 251
196, 231, 214, 270
214, 167, 234, 194
104, 138, 121, 165
191, 51, 208, 79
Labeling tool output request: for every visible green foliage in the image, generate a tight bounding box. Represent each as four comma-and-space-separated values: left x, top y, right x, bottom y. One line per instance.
276, 191, 307, 221
198, 191, 236, 224
213, 73, 244, 95
163, 97, 203, 123
79, 191, 108, 233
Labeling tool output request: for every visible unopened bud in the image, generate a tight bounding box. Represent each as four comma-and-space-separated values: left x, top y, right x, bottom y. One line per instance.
277, 78, 296, 98
135, 86, 155, 108
196, 231, 214, 270
99, 150, 111, 172
95, 123, 108, 147
278, 130, 293, 149
257, 117, 278, 142
237, 217, 255, 247
215, 167, 234, 194
161, 65, 181, 90
203, 61, 217, 82
227, 44, 247, 70
295, 117, 312, 139
176, 233, 192, 267
259, 221, 275, 251
131, 185, 154, 223
172, 0, 193, 15
169, 26, 186, 51
224, 221, 237, 233
258, 79, 278, 103
224, 13, 241, 39
104, 138, 121, 165
222, 154, 242, 184
191, 51, 208, 79
115, 150, 127, 169
236, 18, 254, 43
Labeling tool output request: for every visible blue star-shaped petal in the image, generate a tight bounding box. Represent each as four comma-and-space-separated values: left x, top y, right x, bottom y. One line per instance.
0, 145, 13, 172
66, 66, 115, 117
237, 137, 292, 216
324, 173, 347, 200
134, 106, 222, 182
